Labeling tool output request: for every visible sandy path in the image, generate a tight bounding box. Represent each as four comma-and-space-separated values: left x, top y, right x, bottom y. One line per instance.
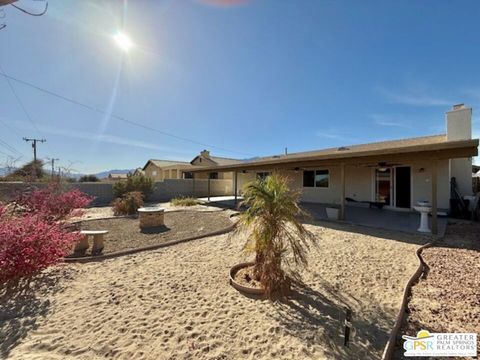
1, 222, 427, 360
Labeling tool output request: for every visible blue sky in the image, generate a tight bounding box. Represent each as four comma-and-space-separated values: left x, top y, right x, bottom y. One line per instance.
0, 0, 479, 173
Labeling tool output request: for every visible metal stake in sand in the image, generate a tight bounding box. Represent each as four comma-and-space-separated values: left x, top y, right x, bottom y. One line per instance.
344, 308, 352, 347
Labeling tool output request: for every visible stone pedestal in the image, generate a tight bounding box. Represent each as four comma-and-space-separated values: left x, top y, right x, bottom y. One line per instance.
138, 207, 165, 229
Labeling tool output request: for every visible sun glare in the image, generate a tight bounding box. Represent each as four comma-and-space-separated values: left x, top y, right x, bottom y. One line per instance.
114, 32, 133, 52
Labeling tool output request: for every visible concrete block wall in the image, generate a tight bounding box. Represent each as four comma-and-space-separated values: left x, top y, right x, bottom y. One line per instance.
149, 179, 233, 202
0, 179, 233, 205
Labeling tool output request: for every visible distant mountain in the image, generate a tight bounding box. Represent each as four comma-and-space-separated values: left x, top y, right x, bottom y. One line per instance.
93, 169, 135, 179
0, 165, 138, 180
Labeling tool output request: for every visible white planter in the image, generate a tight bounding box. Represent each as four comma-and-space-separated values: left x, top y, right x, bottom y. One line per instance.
326, 207, 339, 220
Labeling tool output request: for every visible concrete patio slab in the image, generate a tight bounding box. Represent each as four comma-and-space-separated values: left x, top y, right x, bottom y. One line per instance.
301, 202, 447, 237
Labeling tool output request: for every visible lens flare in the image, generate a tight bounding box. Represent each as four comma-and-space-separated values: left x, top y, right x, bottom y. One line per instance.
114, 32, 133, 52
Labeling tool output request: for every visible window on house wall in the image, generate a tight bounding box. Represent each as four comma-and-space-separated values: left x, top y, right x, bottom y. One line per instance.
303, 169, 329, 188
183, 172, 194, 179
256, 172, 271, 180
209, 172, 218, 179
315, 170, 329, 187
152, 170, 157, 176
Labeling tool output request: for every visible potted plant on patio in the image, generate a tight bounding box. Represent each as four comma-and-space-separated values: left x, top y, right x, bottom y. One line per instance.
325, 205, 340, 220
230, 173, 317, 299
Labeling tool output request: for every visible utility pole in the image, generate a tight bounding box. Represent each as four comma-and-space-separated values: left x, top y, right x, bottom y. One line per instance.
47, 157, 59, 177
23, 137, 46, 162
23, 137, 46, 178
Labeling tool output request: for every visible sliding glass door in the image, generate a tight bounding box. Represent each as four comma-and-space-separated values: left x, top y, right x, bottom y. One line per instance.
375, 168, 391, 206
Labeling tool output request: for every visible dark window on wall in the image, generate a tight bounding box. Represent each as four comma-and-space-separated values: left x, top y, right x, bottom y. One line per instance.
303, 170, 329, 188
183, 172, 193, 179
303, 170, 315, 187
209, 172, 219, 179
315, 170, 329, 188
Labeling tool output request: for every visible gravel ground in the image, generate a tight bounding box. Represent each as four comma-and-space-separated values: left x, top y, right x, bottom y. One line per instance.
394, 221, 480, 359
69, 203, 227, 222
73, 211, 234, 256
4, 222, 425, 360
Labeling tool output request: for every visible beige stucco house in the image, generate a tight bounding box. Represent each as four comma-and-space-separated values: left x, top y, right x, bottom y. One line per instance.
142, 150, 243, 181
190, 104, 479, 235
189, 150, 243, 179
142, 160, 191, 181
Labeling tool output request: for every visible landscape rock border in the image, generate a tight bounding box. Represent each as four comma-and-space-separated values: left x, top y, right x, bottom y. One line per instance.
65, 210, 237, 263
381, 241, 434, 360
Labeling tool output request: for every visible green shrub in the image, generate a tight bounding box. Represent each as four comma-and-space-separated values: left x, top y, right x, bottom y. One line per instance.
170, 196, 200, 207
79, 175, 99, 182
113, 173, 154, 199
112, 191, 144, 216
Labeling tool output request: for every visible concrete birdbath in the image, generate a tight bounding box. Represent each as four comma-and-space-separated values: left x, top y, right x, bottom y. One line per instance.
413, 201, 431, 233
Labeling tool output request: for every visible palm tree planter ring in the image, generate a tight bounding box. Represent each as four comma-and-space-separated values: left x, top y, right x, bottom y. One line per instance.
230, 173, 317, 300
229, 262, 265, 295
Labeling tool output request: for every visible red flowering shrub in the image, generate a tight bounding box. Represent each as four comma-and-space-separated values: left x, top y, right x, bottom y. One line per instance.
0, 184, 93, 282
15, 183, 93, 221
0, 214, 82, 282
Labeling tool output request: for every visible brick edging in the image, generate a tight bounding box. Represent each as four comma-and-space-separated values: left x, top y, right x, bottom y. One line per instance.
381, 242, 434, 360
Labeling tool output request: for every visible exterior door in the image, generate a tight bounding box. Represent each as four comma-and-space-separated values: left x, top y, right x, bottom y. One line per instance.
395, 166, 411, 208
375, 168, 392, 205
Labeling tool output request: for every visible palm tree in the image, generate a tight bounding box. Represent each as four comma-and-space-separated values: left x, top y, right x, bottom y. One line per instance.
235, 173, 317, 298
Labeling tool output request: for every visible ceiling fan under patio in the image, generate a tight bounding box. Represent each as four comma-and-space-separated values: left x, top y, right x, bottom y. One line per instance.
364, 161, 403, 170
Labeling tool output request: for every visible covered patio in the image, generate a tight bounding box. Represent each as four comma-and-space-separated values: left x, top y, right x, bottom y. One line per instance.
301, 202, 448, 236
190, 135, 478, 236
194, 196, 448, 236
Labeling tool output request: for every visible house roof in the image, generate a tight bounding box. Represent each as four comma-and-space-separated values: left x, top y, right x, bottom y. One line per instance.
108, 173, 129, 179
190, 134, 479, 172
142, 159, 190, 170
189, 154, 244, 166
209, 156, 244, 166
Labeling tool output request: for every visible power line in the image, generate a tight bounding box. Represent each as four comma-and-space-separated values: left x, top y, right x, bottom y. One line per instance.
46, 157, 59, 177
0, 64, 54, 156
23, 137, 46, 162
0, 71, 254, 157
0, 137, 22, 156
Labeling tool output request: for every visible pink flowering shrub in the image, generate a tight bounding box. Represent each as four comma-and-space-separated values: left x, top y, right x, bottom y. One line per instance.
15, 183, 93, 221
0, 214, 82, 282
0, 184, 93, 282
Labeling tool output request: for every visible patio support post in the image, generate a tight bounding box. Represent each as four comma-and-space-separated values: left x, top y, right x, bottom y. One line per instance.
192, 173, 196, 197
234, 171, 238, 205
207, 173, 211, 202
340, 162, 346, 220
431, 159, 438, 235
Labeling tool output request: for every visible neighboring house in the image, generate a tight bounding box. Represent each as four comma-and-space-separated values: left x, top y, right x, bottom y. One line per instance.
190, 150, 243, 179
142, 151, 244, 181
473, 164, 480, 175
142, 160, 191, 181
189, 104, 479, 234
133, 168, 144, 176
107, 173, 129, 181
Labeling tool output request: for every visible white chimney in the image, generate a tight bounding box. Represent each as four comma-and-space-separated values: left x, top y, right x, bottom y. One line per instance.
446, 104, 472, 141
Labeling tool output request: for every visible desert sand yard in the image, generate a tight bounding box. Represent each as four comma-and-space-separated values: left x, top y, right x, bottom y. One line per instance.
1, 221, 428, 360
